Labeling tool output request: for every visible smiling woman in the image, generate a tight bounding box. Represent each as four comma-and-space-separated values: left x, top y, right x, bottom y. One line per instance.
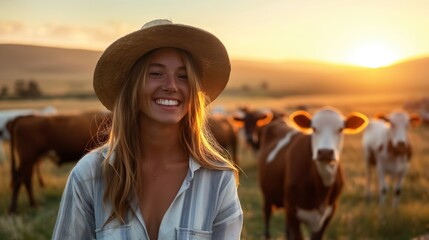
347, 42, 401, 68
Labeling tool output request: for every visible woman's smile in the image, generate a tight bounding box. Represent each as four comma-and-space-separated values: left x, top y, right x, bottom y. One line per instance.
154, 98, 181, 107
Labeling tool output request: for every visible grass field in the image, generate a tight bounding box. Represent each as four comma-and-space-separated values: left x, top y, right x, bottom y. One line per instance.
0, 94, 428, 239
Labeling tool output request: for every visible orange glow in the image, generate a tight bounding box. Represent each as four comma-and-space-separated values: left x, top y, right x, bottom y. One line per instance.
347, 43, 401, 68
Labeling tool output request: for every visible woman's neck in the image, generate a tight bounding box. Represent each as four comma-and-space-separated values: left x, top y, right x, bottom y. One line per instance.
138, 119, 187, 165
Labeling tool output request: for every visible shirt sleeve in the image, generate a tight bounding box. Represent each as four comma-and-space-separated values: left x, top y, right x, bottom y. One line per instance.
52, 166, 95, 240
211, 171, 243, 240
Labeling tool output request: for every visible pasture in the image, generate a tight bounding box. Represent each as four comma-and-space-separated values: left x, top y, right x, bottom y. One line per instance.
0, 93, 428, 240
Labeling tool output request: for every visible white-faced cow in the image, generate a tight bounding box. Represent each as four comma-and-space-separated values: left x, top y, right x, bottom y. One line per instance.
259, 106, 368, 239
7, 111, 111, 213
362, 110, 421, 206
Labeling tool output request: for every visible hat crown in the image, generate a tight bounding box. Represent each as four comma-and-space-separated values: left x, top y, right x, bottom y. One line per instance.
142, 19, 172, 29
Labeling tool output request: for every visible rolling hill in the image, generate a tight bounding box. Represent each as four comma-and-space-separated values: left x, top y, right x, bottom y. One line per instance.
0, 44, 428, 96
0, 44, 101, 94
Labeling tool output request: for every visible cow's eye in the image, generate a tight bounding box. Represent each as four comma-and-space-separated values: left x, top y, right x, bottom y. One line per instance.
338, 127, 344, 133
312, 127, 317, 133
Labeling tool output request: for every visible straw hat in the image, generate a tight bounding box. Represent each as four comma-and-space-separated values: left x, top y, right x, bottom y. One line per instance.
93, 19, 231, 110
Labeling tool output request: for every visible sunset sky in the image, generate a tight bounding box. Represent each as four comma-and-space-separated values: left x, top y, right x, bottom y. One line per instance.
1, 0, 429, 68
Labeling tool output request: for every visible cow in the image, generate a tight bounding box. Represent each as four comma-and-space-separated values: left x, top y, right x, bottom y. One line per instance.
208, 114, 238, 165
258, 106, 368, 239
362, 110, 421, 207
0, 106, 57, 162
7, 110, 111, 213
232, 107, 284, 152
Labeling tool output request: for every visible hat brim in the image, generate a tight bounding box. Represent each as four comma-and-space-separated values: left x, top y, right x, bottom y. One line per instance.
93, 23, 230, 110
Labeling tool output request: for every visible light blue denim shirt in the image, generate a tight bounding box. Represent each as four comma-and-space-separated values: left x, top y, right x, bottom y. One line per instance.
52, 147, 243, 239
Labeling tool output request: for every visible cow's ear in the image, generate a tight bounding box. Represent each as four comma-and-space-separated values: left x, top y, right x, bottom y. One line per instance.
231, 116, 244, 128
343, 112, 369, 134
289, 110, 312, 133
409, 113, 422, 127
231, 109, 245, 122
232, 116, 244, 122
374, 113, 389, 122
256, 111, 273, 127
229, 109, 246, 128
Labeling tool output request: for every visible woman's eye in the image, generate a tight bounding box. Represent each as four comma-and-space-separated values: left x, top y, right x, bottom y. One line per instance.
178, 74, 188, 80
148, 72, 163, 77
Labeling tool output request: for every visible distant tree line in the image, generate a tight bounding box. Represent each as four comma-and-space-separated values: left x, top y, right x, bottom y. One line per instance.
241, 80, 269, 92
0, 79, 42, 99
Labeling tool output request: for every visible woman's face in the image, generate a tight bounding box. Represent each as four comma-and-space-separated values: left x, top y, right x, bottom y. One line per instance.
139, 48, 191, 125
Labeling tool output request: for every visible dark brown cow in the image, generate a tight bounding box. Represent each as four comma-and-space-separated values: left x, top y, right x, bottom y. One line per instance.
208, 114, 238, 165
258, 107, 367, 239
7, 111, 111, 213
233, 107, 284, 152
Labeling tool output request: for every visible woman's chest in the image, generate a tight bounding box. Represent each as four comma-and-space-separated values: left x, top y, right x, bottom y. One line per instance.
139, 167, 188, 238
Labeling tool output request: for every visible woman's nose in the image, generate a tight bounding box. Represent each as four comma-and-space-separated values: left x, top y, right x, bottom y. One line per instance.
163, 74, 178, 92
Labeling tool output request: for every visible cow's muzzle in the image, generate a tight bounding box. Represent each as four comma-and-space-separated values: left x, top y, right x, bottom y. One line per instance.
316, 148, 335, 163
388, 141, 410, 156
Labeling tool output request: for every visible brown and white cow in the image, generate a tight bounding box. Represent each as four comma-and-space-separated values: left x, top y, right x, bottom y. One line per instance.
7, 111, 111, 213
259, 106, 367, 239
362, 110, 421, 206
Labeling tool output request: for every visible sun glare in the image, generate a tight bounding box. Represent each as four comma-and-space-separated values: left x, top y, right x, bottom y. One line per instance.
348, 43, 400, 68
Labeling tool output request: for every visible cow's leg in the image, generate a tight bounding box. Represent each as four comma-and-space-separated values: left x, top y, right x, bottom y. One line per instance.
263, 201, 272, 239
392, 177, 402, 207
310, 205, 335, 240
393, 157, 408, 207
311, 226, 328, 240
36, 161, 45, 187
376, 160, 387, 206
363, 148, 373, 202
286, 210, 303, 240
8, 171, 22, 214
23, 163, 37, 207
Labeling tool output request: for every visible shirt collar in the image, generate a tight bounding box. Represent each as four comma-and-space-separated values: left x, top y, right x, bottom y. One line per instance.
100, 146, 115, 165
188, 156, 201, 178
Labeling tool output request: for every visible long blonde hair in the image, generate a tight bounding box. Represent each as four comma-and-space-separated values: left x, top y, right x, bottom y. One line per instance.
102, 48, 239, 224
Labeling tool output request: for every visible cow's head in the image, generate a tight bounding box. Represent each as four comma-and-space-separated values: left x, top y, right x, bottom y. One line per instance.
232, 107, 275, 151
376, 110, 421, 155
289, 106, 368, 186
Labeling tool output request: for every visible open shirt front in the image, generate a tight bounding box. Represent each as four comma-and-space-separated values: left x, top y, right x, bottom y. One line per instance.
52, 147, 243, 240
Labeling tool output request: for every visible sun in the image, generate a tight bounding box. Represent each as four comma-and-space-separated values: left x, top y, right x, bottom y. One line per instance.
348, 43, 400, 68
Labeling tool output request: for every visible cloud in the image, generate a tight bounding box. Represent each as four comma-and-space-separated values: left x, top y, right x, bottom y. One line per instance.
0, 20, 134, 50
0, 21, 26, 34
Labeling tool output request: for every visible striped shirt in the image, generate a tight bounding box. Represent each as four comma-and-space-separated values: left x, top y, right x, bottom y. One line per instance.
52, 147, 243, 240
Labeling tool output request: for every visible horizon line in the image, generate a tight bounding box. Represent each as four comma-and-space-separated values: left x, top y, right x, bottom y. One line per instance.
1, 42, 428, 69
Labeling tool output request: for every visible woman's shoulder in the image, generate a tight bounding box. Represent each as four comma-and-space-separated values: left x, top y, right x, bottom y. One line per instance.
70, 147, 106, 181
192, 159, 236, 183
